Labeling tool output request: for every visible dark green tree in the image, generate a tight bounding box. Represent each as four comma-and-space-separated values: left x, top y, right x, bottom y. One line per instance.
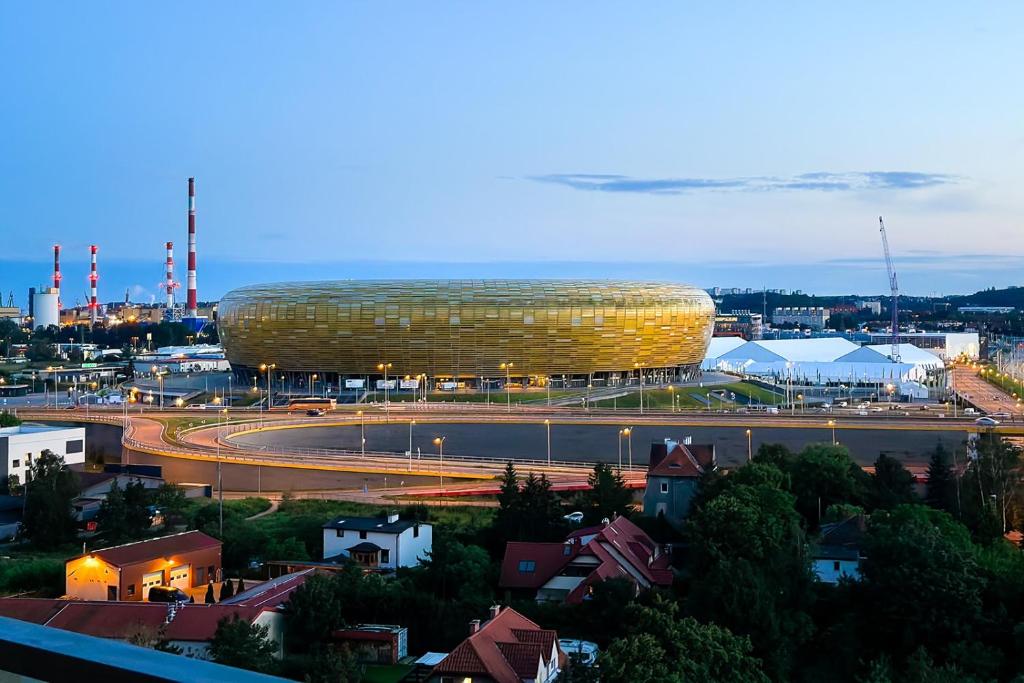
96, 480, 152, 543
869, 453, 917, 510
22, 450, 79, 549
579, 463, 633, 523
788, 444, 866, 527
209, 615, 276, 673
520, 472, 564, 541
599, 597, 769, 683
285, 572, 351, 651
924, 442, 957, 515
153, 483, 189, 527
303, 643, 364, 683
205, 583, 216, 604
220, 576, 235, 600
237, 576, 246, 594
0, 411, 21, 428
494, 461, 523, 541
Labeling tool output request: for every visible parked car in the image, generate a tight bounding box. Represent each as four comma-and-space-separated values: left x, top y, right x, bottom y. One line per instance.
147, 586, 189, 603
975, 417, 999, 427
991, 412, 1010, 418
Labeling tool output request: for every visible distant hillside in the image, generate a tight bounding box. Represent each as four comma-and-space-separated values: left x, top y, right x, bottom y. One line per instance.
715, 286, 1024, 313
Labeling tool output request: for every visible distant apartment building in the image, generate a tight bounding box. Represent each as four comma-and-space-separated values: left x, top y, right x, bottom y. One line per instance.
714, 310, 763, 340
0, 424, 86, 484
772, 307, 830, 330
855, 300, 882, 316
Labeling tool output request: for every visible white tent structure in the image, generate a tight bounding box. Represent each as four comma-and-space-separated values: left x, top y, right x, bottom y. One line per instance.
702, 337, 944, 387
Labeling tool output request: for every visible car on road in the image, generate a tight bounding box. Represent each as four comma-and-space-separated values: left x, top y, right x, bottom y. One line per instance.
871, 407, 885, 412
563, 511, 584, 524
991, 412, 1010, 419
975, 417, 1000, 427
306, 408, 327, 416
147, 586, 189, 603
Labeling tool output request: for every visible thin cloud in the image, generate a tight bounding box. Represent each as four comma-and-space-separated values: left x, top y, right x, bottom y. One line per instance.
528, 171, 959, 195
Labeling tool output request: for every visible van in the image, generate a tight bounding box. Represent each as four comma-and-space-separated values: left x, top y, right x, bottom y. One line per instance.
148, 585, 189, 603
964, 408, 978, 416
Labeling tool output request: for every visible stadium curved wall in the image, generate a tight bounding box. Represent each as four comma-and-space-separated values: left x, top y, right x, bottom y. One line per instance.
218, 280, 716, 378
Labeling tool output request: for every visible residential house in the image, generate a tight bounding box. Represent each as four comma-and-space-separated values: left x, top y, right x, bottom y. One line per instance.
65, 530, 222, 601
429, 605, 562, 683
811, 515, 866, 584
0, 598, 284, 660
642, 439, 716, 525
331, 624, 408, 664
322, 512, 432, 569
499, 516, 672, 603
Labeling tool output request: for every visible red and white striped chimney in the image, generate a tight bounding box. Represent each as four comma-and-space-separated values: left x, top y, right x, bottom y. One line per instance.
165, 241, 176, 308
185, 177, 198, 317
53, 244, 62, 309
89, 245, 98, 326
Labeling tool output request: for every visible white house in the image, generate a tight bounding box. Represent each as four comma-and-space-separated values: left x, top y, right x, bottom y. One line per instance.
811, 516, 866, 584
322, 513, 432, 570
0, 424, 86, 483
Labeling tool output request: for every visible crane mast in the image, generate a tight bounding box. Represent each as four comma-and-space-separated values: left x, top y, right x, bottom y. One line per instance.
878, 216, 900, 362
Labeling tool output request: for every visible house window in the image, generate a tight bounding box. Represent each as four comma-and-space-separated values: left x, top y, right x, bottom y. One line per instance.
381, 549, 391, 564
413, 525, 420, 538
660, 482, 668, 494
11, 460, 19, 468
196, 566, 205, 584
65, 439, 84, 454
518, 560, 536, 573
833, 561, 841, 571
127, 584, 135, 597
359, 531, 367, 540
336, 529, 345, 538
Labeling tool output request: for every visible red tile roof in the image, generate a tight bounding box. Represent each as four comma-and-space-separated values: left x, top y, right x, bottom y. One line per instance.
80, 531, 221, 568
0, 599, 264, 642
431, 607, 559, 683
648, 443, 714, 478
222, 569, 315, 609
499, 516, 673, 603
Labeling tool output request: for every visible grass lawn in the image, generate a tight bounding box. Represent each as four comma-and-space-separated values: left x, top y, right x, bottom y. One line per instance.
591, 381, 785, 410
0, 547, 78, 597
363, 664, 415, 683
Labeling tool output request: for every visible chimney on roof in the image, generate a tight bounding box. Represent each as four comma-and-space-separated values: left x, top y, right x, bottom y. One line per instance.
386, 511, 399, 524
469, 619, 481, 634
489, 604, 502, 620
601, 517, 610, 527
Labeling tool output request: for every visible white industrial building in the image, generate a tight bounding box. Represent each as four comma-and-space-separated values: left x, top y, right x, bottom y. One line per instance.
322, 513, 432, 570
0, 424, 87, 483
865, 332, 979, 360
702, 337, 944, 391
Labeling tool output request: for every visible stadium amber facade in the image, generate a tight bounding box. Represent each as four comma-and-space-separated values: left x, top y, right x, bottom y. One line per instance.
218, 280, 715, 385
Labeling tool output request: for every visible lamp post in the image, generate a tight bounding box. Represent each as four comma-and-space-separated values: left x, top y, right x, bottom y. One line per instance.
828, 419, 836, 445
617, 428, 624, 471
797, 393, 804, 415
544, 419, 551, 466
408, 419, 416, 471
745, 428, 752, 462
433, 436, 445, 497
668, 385, 675, 412
311, 373, 318, 398
634, 362, 645, 414
625, 427, 633, 471
218, 407, 228, 537
546, 377, 551, 407
377, 362, 393, 418
259, 363, 276, 424
586, 383, 592, 411
357, 410, 365, 456
500, 362, 514, 413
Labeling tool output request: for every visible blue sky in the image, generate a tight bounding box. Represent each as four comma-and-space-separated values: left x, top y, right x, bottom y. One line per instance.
2, 3, 1022, 307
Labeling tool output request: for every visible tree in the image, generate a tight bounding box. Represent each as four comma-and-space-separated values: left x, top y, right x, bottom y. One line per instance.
858, 505, 983, 659
285, 572, 351, 651
924, 442, 957, 515
0, 411, 21, 428
494, 461, 523, 542
520, 472, 565, 541
205, 583, 216, 604
303, 643, 364, 683
788, 444, 866, 527
598, 597, 769, 683
579, 463, 633, 523
220, 576, 235, 601
237, 576, 246, 594
0, 474, 22, 496
869, 454, 917, 510
209, 615, 276, 673
22, 450, 79, 549
153, 483, 189, 527
96, 480, 152, 543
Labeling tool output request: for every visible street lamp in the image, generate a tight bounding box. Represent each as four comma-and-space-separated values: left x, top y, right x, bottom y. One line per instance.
634, 362, 645, 415
311, 373, 318, 398
544, 419, 551, 465
259, 363, 276, 423
408, 419, 416, 471
586, 383, 592, 411
745, 429, 752, 462
433, 436, 446, 496
217, 407, 228, 537
668, 385, 675, 412
500, 362, 514, 413
625, 427, 633, 471
377, 362, 393, 417
797, 393, 804, 415
828, 419, 836, 445
357, 410, 365, 456
617, 428, 624, 471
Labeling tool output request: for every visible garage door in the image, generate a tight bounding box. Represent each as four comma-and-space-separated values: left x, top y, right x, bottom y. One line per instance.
169, 565, 190, 591
142, 571, 163, 600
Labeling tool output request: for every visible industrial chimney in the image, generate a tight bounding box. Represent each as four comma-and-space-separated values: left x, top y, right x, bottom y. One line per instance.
165, 241, 176, 308
185, 177, 198, 317
89, 245, 98, 327
53, 244, 62, 310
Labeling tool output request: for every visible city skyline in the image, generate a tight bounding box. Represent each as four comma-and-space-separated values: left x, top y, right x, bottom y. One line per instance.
3, 4, 1022, 303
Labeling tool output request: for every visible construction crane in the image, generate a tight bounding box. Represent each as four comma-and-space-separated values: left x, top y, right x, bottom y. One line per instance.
878, 216, 900, 362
